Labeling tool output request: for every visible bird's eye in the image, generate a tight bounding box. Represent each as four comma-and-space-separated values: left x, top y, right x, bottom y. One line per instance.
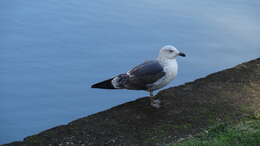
169, 50, 174, 53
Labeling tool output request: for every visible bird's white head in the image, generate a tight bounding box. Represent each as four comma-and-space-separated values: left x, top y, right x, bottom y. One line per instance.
158, 45, 186, 60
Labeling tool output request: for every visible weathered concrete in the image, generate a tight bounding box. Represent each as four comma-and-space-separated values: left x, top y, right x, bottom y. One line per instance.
4, 58, 260, 146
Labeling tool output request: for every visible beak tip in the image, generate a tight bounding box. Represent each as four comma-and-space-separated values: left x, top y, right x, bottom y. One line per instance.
179, 52, 186, 57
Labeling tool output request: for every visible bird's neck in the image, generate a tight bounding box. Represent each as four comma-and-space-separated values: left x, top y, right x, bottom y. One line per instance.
157, 57, 178, 78
157, 56, 177, 66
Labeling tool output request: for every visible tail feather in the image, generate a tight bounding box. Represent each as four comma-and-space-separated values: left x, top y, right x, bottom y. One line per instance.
91, 78, 116, 89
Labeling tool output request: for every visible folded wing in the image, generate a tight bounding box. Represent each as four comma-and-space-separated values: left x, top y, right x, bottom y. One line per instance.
125, 60, 166, 90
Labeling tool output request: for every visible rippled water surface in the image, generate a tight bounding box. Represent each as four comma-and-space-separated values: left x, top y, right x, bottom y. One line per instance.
0, 0, 259, 144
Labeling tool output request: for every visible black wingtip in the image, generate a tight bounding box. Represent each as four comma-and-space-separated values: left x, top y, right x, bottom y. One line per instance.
91, 83, 99, 88
90, 78, 116, 89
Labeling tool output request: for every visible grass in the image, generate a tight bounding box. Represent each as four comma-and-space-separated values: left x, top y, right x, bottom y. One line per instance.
169, 117, 260, 146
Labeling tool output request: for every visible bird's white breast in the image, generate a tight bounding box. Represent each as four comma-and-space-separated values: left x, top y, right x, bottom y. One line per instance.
151, 59, 178, 90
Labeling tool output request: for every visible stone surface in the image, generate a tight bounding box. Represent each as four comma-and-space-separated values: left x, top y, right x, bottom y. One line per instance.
4, 58, 260, 146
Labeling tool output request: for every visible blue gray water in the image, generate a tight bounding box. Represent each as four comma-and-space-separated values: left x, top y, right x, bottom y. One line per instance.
0, 0, 259, 144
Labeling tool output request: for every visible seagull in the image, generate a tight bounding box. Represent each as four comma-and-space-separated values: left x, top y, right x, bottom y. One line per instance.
91, 45, 186, 108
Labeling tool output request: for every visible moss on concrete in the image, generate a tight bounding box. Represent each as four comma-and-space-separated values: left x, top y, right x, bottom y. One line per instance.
169, 117, 260, 146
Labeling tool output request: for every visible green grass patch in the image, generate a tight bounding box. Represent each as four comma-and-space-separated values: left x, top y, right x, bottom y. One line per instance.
169, 117, 260, 146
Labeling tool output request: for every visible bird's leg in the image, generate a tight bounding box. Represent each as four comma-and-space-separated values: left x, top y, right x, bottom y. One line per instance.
149, 90, 154, 97
149, 90, 161, 109
149, 90, 154, 102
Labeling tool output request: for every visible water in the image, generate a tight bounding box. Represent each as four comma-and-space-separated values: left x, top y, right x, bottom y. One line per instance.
0, 0, 259, 144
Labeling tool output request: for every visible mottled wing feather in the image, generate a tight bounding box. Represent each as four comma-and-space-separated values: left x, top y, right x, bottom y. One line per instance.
126, 60, 165, 90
